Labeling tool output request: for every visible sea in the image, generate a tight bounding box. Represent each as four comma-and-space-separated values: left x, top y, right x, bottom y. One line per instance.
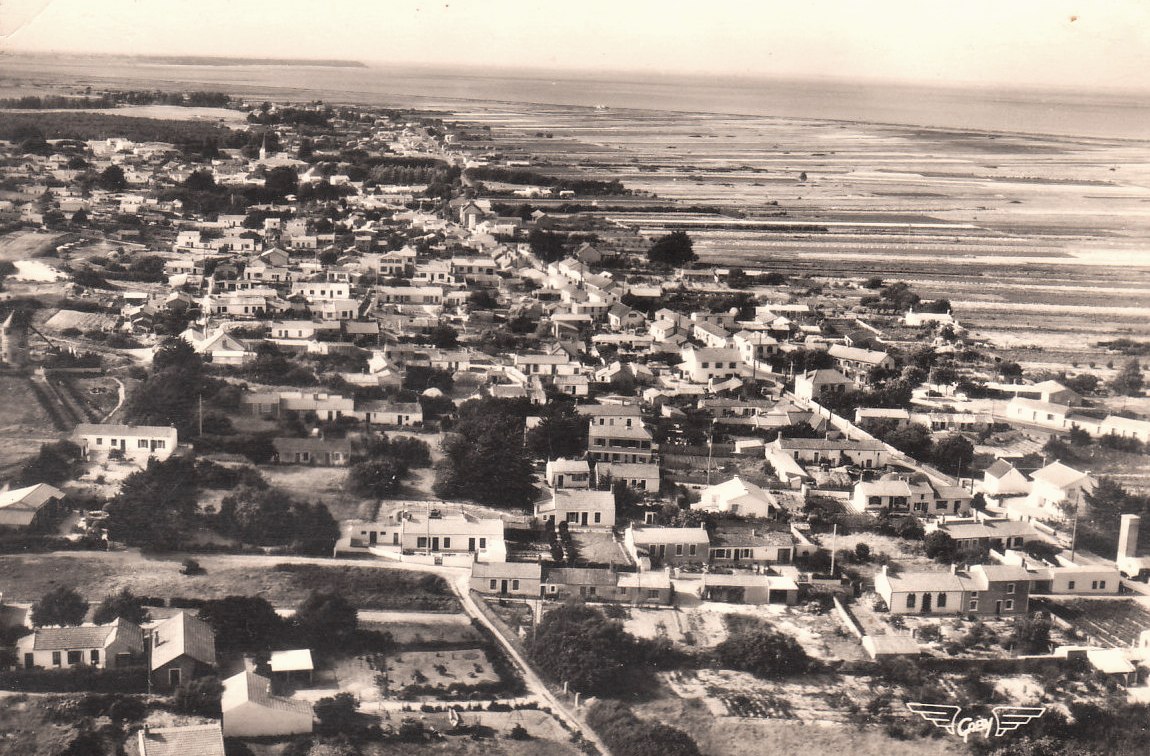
3, 56, 1149, 141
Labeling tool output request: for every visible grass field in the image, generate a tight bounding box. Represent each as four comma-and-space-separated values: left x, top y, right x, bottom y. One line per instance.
634, 694, 964, 756
0, 553, 459, 612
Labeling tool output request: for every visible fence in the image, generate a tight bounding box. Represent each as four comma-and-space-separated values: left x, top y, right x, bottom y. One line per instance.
833, 596, 866, 639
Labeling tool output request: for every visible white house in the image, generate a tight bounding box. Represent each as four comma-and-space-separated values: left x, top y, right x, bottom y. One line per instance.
694, 477, 778, 518
16, 619, 145, 670
981, 459, 1031, 497
1026, 461, 1095, 518
221, 670, 313, 738
545, 458, 592, 489
73, 424, 178, 463
536, 489, 616, 529
594, 462, 661, 494
678, 346, 744, 384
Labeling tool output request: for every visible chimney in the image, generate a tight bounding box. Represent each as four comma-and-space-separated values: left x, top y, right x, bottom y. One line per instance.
881, 565, 888, 576
1119, 514, 1141, 560
950, 563, 957, 575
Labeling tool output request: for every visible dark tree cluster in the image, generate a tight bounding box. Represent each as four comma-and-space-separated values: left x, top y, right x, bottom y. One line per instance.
433, 397, 537, 508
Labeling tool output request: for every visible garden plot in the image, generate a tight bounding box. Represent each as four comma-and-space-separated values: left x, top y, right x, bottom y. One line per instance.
1042, 598, 1150, 647
662, 668, 872, 725
378, 649, 500, 695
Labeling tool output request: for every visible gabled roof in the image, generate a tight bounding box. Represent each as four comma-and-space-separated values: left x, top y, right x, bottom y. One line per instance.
33, 618, 143, 651
0, 483, 65, 512
828, 344, 890, 364
221, 670, 313, 716
269, 649, 314, 673
1031, 461, 1090, 488
138, 724, 226, 756
472, 561, 542, 580
150, 612, 217, 670
74, 423, 177, 439
628, 526, 710, 544
985, 459, 1021, 480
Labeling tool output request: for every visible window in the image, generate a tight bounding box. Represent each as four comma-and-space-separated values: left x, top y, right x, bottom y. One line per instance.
417, 537, 428, 548
588, 587, 597, 596
443, 537, 451, 549
969, 599, 978, 611
743, 548, 753, 558
52, 651, 62, 667
936, 501, 947, 510
512, 580, 520, 591
1005, 600, 1014, 611
489, 579, 497, 590
154, 441, 165, 450
479, 538, 487, 549
548, 585, 558, 594
594, 512, 602, 524
90, 650, 99, 665
67, 650, 82, 665
648, 589, 660, 599
1006, 583, 1015, 594
689, 544, 697, 557
138, 439, 150, 449
96, 438, 103, 446
906, 594, 916, 609
1090, 580, 1097, 590
1100, 580, 1107, 589
937, 593, 947, 608
1068, 580, 1076, 590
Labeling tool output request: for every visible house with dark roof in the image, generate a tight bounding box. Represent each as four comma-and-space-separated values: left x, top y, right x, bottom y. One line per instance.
535, 489, 616, 529
470, 561, 543, 597
709, 526, 795, 566
137, 723, 226, 756
272, 436, 352, 466
0, 483, 66, 531
981, 459, 1031, 497
149, 612, 217, 692
16, 618, 145, 670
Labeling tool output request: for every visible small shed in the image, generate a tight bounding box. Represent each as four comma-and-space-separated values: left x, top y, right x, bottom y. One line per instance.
269, 649, 314, 686
863, 634, 921, 660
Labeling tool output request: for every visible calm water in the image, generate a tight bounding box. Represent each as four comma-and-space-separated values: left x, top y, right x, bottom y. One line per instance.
6, 57, 1150, 140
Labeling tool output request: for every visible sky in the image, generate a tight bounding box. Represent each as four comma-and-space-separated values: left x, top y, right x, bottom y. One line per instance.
2, 0, 1149, 91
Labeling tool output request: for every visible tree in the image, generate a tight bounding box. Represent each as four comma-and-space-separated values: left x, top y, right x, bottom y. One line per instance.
1007, 614, 1052, 655
932, 434, 975, 476
265, 166, 299, 199
183, 169, 217, 192
1112, 359, 1144, 397
881, 424, 934, 460
647, 231, 697, 266
525, 402, 588, 460
314, 692, 360, 734
434, 397, 537, 509
17, 440, 81, 486
97, 165, 127, 192
427, 324, 458, 349
712, 620, 812, 678
32, 586, 89, 627
105, 457, 199, 549
924, 530, 957, 563
173, 676, 224, 717
347, 458, 406, 498
294, 591, 358, 652
92, 588, 148, 625
526, 602, 645, 696
199, 596, 284, 652
586, 701, 701, 756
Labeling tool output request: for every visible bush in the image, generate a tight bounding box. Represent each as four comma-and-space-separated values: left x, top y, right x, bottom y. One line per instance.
0, 667, 147, 693
586, 700, 701, 756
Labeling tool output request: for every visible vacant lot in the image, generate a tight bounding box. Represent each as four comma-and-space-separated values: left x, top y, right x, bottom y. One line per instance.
0, 374, 63, 472
258, 464, 377, 521
636, 684, 965, 756
0, 553, 459, 612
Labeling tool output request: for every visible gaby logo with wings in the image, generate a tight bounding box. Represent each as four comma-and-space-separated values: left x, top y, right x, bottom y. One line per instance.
907, 703, 1045, 742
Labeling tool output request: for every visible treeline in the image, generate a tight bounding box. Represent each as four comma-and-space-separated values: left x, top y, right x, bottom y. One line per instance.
0, 91, 232, 109
0, 95, 116, 110
248, 106, 333, 127
466, 166, 628, 196
0, 112, 232, 149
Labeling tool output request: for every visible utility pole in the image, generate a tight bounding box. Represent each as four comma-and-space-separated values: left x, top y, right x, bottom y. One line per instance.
198, 394, 203, 436
706, 419, 716, 485
829, 523, 838, 576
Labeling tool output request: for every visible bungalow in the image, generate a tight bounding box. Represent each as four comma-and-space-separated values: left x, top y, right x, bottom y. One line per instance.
149, 612, 217, 692
376, 286, 444, 305
709, 527, 795, 566
593, 462, 661, 494
269, 320, 342, 340
732, 330, 779, 363
692, 321, 731, 349
137, 724, 226, 756
849, 474, 935, 515
541, 567, 619, 602
513, 353, 577, 377
358, 401, 423, 427
576, 403, 643, 428
0, 483, 66, 531
1005, 397, 1072, 430
607, 304, 646, 332
615, 570, 674, 606
553, 374, 590, 397
1100, 415, 1150, 444
624, 525, 710, 568
698, 572, 799, 605
771, 437, 889, 469
855, 407, 910, 428
982, 459, 1031, 497
470, 561, 543, 598
269, 649, 314, 687
221, 670, 313, 738
794, 369, 852, 403
536, 489, 616, 529
545, 458, 591, 490
17, 619, 145, 670
649, 318, 678, 342
74, 423, 177, 463
827, 344, 895, 385
277, 391, 356, 421
927, 518, 1040, 559
694, 477, 778, 519
272, 437, 352, 466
